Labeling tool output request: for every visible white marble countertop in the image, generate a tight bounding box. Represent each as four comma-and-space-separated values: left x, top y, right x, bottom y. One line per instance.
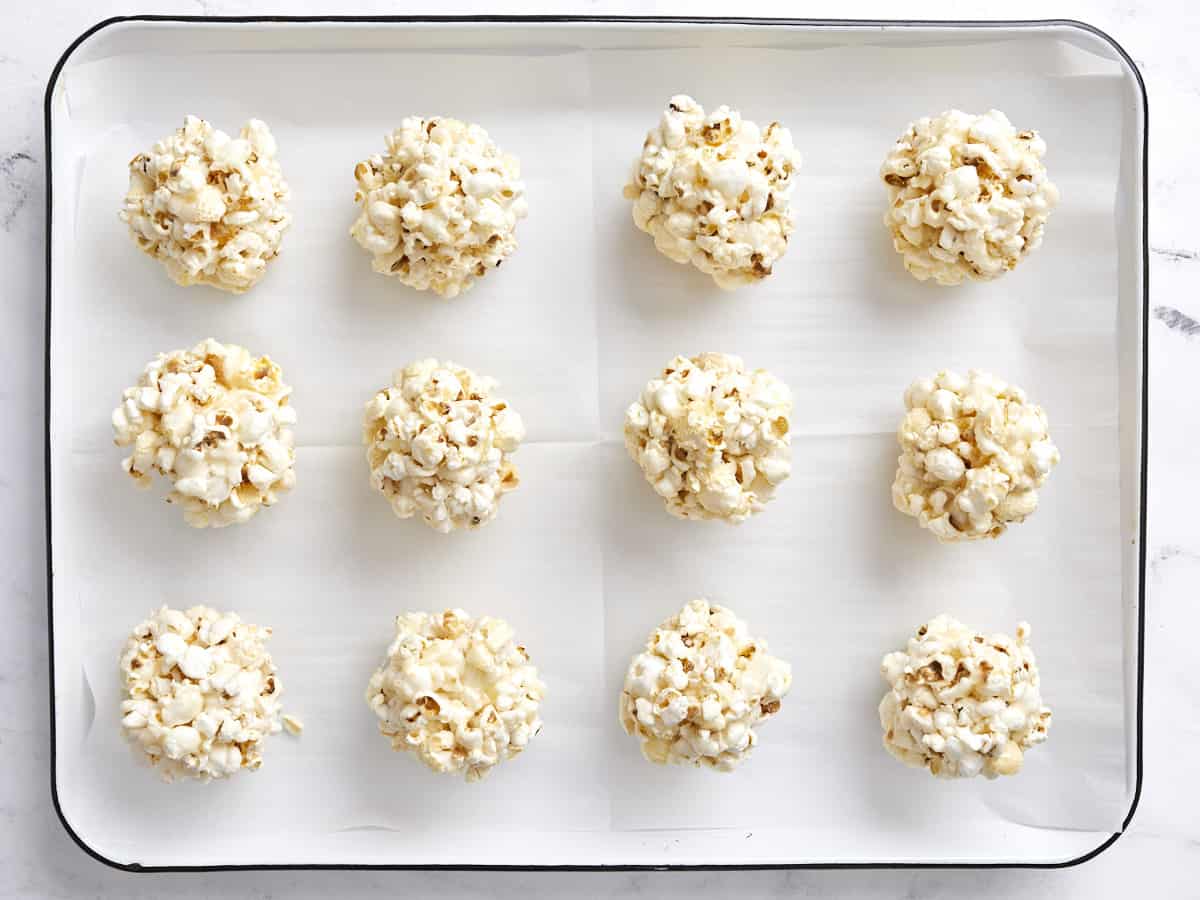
3, 0, 1196, 896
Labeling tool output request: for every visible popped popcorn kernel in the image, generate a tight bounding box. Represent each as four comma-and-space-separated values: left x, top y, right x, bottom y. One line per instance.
624, 352, 792, 523
891, 369, 1060, 542
881, 109, 1059, 285
624, 95, 803, 289
364, 359, 524, 534
120, 116, 291, 293
619, 598, 791, 771
879, 614, 1052, 779
119, 606, 284, 782
365, 610, 545, 782
112, 338, 297, 528
350, 117, 527, 298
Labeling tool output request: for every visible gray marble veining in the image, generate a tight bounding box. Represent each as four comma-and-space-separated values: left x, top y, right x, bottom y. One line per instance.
1154, 305, 1200, 338
0, 150, 35, 229
1150, 246, 1198, 261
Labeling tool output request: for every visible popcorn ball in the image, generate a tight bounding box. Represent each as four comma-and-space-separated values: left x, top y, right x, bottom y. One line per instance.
120, 115, 291, 293
880, 109, 1059, 285
119, 606, 284, 782
624, 352, 792, 523
619, 599, 791, 771
365, 609, 545, 782
623, 94, 803, 289
364, 359, 524, 533
112, 338, 297, 528
879, 614, 1052, 779
350, 117, 527, 298
892, 369, 1060, 542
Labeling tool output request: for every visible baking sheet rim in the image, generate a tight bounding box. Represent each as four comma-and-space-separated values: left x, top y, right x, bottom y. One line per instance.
42, 13, 1148, 873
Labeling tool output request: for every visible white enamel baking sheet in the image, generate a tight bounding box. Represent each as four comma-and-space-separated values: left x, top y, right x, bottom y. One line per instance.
46, 17, 1145, 869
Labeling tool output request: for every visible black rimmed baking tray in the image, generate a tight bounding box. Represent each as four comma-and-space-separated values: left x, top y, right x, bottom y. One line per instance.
45, 15, 1145, 871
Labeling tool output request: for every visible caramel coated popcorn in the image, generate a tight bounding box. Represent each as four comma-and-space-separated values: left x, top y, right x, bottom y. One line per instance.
119, 606, 284, 782
624, 95, 803, 288
364, 359, 524, 533
366, 610, 545, 781
620, 599, 791, 771
120, 116, 291, 292
892, 369, 1060, 542
879, 614, 1052, 778
112, 339, 296, 527
881, 109, 1058, 285
351, 117, 527, 298
624, 353, 792, 523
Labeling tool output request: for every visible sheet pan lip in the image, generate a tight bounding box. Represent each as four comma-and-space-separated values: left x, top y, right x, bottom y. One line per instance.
42, 13, 1147, 874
